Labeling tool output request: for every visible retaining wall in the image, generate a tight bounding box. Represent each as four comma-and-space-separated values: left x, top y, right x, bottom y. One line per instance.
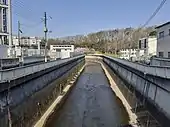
102, 55, 170, 127
0, 55, 85, 127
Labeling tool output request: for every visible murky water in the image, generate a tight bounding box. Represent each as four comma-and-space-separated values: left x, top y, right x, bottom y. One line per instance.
45, 62, 128, 127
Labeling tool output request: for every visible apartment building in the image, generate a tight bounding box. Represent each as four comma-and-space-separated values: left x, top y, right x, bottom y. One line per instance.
156, 22, 170, 58
13, 36, 41, 47
0, 0, 8, 45
12, 36, 43, 57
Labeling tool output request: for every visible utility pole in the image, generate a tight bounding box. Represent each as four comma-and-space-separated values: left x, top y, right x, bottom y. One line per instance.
7, 80, 12, 127
44, 12, 48, 62
18, 21, 21, 47
18, 21, 23, 63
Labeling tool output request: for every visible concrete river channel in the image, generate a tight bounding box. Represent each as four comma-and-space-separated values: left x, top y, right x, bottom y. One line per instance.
45, 62, 129, 127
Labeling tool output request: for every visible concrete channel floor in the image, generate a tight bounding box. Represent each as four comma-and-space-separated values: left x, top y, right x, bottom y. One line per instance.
46, 62, 126, 127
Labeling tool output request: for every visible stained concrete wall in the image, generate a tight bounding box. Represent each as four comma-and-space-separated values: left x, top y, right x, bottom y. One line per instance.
103, 55, 170, 79
0, 55, 84, 92
150, 57, 170, 66
0, 55, 85, 127
102, 56, 170, 126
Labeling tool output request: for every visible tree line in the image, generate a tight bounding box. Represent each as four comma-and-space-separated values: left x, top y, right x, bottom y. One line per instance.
47, 26, 156, 53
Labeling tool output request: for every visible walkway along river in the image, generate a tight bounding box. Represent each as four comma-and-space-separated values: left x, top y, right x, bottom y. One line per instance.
45, 62, 129, 127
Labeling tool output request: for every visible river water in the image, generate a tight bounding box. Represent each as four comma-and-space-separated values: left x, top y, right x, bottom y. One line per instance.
45, 62, 128, 127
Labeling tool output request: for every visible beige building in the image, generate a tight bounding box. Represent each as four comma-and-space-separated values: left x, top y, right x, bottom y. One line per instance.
156, 22, 170, 58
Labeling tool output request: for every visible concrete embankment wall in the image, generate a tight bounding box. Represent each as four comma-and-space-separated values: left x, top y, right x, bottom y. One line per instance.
102, 55, 170, 127
0, 56, 84, 92
0, 56, 85, 127
86, 55, 170, 126
0, 56, 47, 69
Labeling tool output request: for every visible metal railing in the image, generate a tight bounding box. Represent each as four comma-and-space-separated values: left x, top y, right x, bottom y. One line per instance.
103, 55, 170, 79
0, 55, 84, 83
103, 56, 170, 123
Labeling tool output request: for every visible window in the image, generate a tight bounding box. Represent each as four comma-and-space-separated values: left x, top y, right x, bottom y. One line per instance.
168, 52, 170, 58
3, 26, 7, 32
139, 40, 141, 49
3, 9, 6, 14
144, 39, 147, 48
159, 52, 164, 57
3, 0, 7, 5
159, 31, 164, 38
3, 15, 6, 19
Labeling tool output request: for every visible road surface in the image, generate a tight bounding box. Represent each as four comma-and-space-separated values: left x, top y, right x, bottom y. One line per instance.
45, 62, 127, 127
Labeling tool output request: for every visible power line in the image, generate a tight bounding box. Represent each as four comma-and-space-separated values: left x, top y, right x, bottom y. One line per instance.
12, 10, 43, 30
123, 0, 168, 49
119, 0, 168, 59
12, 1, 44, 36
12, 10, 33, 22
17, 22, 44, 37
142, 0, 167, 28
12, 0, 39, 23
13, 0, 36, 16
12, 5, 36, 22
21, 20, 43, 28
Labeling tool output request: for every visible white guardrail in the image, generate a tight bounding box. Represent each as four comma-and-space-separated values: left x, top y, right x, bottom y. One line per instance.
103, 55, 170, 79
90, 54, 170, 79
0, 55, 84, 83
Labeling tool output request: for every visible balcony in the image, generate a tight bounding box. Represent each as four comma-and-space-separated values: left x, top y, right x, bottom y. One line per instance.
0, 3, 8, 8
20, 43, 29, 48
0, 30, 8, 36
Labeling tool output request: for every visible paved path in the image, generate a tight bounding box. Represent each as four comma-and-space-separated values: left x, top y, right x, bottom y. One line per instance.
46, 62, 124, 127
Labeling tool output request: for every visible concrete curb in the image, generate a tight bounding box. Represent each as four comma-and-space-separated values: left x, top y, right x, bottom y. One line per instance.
34, 65, 85, 127
100, 62, 138, 125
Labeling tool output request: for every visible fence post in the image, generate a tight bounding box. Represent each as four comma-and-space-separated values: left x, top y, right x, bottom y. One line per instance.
142, 73, 147, 105
0, 59, 2, 70
7, 80, 12, 127
146, 115, 150, 127
60, 84, 62, 94
153, 86, 158, 101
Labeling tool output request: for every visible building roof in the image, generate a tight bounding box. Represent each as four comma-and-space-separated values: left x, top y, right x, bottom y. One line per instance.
155, 22, 170, 29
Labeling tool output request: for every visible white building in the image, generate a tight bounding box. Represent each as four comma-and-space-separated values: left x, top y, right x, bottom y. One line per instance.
13, 36, 41, 47
156, 22, 170, 58
137, 36, 157, 59
50, 45, 74, 59
12, 36, 43, 57
120, 49, 137, 60
0, 0, 8, 45
0, 45, 8, 58
13, 36, 19, 46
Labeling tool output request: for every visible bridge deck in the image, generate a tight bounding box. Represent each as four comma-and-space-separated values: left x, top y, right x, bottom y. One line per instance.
45, 62, 128, 127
